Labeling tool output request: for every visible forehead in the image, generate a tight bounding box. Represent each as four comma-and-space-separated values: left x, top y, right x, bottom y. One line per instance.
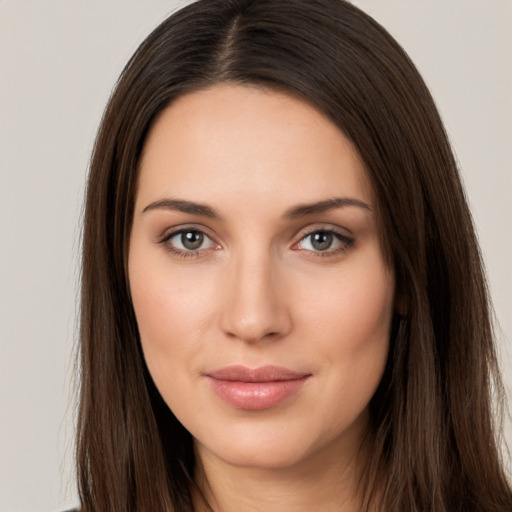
136, 84, 373, 212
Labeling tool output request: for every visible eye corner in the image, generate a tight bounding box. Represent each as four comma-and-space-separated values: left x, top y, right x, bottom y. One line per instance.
293, 227, 355, 258
157, 226, 221, 260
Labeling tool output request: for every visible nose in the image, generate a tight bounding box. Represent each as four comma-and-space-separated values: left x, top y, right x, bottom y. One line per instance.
219, 249, 292, 344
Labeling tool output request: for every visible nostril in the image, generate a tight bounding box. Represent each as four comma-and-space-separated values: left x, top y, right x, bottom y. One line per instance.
222, 318, 289, 345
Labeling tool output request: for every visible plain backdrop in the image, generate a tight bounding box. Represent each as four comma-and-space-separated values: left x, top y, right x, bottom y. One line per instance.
0, 1, 510, 511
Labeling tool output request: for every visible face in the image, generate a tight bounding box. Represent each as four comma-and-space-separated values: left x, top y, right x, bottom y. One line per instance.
129, 85, 395, 472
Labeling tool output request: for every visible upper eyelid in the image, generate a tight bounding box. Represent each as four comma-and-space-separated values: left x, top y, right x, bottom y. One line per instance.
292, 224, 355, 250
156, 223, 353, 249
293, 223, 352, 240
159, 224, 216, 241
295, 230, 353, 247
158, 227, 219, 258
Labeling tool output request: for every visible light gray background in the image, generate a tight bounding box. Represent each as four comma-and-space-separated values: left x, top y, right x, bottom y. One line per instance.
0, 1, 510, 511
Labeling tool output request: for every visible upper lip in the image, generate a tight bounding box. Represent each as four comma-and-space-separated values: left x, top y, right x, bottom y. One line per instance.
206, 365, 311, 383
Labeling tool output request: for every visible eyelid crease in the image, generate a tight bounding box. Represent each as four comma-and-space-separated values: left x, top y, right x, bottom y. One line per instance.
159, 227, 216, 245
291, 221, 354, 241
293, 228, 355, 253
158, 227, 220, 260
156, 224, 355, 260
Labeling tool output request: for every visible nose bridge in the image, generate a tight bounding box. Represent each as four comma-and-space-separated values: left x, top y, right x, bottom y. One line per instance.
220, 244, 290, 343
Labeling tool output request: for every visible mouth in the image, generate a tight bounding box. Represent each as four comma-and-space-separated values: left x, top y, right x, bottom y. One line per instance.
205, 365, 311, 410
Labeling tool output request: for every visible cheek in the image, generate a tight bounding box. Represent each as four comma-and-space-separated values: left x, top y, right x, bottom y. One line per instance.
293, 255, 394, 403
295, 255, 394, 347
128, 247, 217, 386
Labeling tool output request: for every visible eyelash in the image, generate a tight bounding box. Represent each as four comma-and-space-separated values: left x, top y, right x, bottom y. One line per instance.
158, 227, 354, 259
158, 228, 218, 259
294, 228, 354, 257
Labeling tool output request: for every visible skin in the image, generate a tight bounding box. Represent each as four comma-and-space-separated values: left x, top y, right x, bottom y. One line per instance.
129, 84, 395, 511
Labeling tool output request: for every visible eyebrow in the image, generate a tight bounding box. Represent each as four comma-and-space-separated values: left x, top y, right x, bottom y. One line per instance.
283, 197, 371, 219
141, 196, 371, 219
142, 198, 220, 218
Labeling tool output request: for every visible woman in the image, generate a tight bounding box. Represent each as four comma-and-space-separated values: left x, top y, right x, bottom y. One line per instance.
77, 0, 512, 510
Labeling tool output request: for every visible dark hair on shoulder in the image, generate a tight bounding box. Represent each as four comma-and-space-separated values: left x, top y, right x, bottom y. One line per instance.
77, 1, 512, 510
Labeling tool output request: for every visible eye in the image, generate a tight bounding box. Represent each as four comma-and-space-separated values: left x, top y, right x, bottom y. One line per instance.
296, 229, 353, 255
173, 230, 209, 250
160, 228, 218, 257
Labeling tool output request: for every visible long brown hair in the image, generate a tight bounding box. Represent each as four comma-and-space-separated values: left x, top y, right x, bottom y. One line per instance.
77, 1, 512, 510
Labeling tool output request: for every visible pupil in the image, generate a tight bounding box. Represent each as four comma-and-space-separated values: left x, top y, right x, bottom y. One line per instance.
312, 231, 332, 251
182, 231, 204, 250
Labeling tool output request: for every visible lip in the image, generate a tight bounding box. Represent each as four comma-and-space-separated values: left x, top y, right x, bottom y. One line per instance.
205, 365, 311, 410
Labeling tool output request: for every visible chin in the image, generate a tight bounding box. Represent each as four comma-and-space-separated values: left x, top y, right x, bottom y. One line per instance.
193, 410, 367, 473
200, 437, 314, 471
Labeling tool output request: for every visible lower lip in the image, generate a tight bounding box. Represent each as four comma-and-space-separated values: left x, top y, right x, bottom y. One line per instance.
207, 376, 309, 410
